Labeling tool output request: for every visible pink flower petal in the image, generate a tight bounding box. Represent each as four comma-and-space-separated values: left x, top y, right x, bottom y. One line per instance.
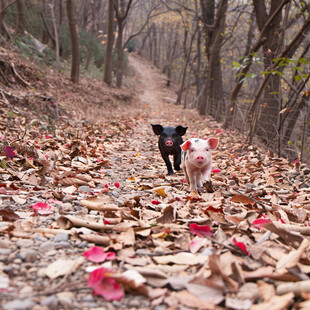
31, 202, 53, 215
88, 268, 124, 301
189, 223, 212, 237
217, 129, 222, 133
84, 246, 115, 263
252, 218, 271, 229
232, 238, 249, 255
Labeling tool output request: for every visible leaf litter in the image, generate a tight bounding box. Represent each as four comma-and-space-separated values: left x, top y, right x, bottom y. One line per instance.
0, 49, 310, 309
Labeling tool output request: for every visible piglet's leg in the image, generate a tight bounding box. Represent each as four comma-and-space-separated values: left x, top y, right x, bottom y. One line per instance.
201, 165, 212, 183
162, 153, 174, 175
181, 161, 189, 182
201, 166, 214, 192
173, 151, 181, 171
188, 171, 197, 192
197, 172, 203, 188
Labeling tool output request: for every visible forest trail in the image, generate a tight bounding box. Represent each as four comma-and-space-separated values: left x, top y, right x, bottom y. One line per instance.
1, 53, 310, 310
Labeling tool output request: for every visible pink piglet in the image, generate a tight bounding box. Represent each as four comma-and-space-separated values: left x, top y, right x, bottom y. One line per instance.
181, 138, 219, 192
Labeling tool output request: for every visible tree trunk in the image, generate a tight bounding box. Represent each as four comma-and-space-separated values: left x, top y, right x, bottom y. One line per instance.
199, 0, 228, 119
116, 19, 124, 87
66, 0, 80, 83
113, 0, 132, 88
103, 0, 114, 85
49, 1, 60, 68
84, 3, 96, 71
16, 0, 25, 35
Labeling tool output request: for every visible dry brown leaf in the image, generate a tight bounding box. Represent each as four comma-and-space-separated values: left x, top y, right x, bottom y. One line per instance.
231, 194, 256, 206
173, 290, 216, 309
251, 292, 294, 310
80, 194, 118, 211
257, 280, 276, 302
157, 205, 175, 224
152, 186, 167, 197
276, 238, 310, 270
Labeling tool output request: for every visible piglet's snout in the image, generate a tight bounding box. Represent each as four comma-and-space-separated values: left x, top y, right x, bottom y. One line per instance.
195, 155, 205, 163
165, 141, 174, 147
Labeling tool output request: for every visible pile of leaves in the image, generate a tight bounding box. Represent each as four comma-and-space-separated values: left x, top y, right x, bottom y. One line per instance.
1, 48, 310, 310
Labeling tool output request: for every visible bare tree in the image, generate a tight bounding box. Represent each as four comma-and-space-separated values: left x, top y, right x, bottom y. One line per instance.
114, 0, 133, 87
103, 0, 115, 86
66, 0, 80, 83
15, 0, 25, 35
198, 0, 228, 120
49, 0, 60, 67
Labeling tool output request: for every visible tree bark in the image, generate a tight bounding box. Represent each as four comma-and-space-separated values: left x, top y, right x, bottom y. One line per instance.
114, 0, 132, 88
16, 0, 25, 35
103, 0, 114, 85
49, 1, 60, 68
198, 0, 228, 120
66, 0, 80, 83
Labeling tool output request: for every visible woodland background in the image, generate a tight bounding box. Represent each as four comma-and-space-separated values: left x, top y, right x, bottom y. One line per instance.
0, 0, 309, 163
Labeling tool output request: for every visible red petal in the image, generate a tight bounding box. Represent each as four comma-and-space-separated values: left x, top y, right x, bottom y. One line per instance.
88, 267, 105, 286
31, 202, 53, 215
189, 223, 212, 237
87, 268, 124, 301
114, 182, 120, 188
232, 238, 249, 255
151, 200, 160, 205
84, 246, 115, 263
252, 218, 271, 229
211, 168, 221, 173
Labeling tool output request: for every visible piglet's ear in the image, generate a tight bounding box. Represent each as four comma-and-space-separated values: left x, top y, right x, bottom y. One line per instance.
175, 126, 188, 136
151, 124, 163, 135
207, 138, 219, 150
181, 140, 191, 151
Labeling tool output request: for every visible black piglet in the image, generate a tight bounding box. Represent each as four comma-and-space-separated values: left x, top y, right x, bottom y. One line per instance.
151, 124, 188, 175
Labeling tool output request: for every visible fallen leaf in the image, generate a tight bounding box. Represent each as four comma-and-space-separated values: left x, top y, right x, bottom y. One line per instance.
83, 246, 115, 263
189, 223, 212, 237
0, 208, 20, 222
87, 267, 124, 301
45, 257, 84, 279
232, 238, 249, 256
31, 202, 53, 215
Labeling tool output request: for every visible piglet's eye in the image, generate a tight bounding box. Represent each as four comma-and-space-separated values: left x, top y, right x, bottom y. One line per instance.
190, 149, 194, 152
205, 148, 209, 152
